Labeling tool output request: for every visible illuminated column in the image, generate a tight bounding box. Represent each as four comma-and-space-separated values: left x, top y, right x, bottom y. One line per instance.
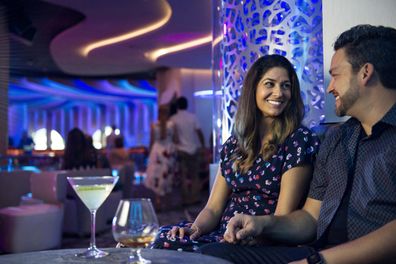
212, 0, 324, 162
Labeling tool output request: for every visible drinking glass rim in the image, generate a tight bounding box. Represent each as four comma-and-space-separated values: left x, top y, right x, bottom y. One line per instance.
119, 198, 153, 202
66, 176, 117, 180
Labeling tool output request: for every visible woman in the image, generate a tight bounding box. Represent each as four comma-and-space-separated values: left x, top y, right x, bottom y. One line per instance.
145, 105, 178, 199
62, 128, 97, 170
152, 55, 320, 251
107, 136, 129, 170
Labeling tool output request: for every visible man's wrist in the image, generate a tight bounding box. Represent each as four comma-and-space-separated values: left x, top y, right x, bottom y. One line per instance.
257, 215, 273, 236
306, 251, 326, 264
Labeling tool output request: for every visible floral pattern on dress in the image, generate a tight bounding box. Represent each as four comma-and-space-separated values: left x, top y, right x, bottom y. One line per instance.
219, 126, 320, 232
145, 121, 177, 196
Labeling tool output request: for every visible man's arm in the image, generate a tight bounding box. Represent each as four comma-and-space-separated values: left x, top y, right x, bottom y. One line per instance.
318, 220, 396, 264
224, 198, 321, 245
196, 128, 205, 148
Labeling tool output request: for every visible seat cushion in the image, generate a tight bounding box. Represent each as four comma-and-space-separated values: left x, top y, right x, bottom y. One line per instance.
0, 204, 63, 253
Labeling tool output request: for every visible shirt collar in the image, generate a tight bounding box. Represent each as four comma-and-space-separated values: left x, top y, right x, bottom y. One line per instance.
367, 102, 396, 137
379, 102, 396, 127
342, 103, 396, 138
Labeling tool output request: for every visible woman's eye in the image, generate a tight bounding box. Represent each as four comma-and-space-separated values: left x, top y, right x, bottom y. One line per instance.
264, 82, 273, 88
282, 83, 291, 89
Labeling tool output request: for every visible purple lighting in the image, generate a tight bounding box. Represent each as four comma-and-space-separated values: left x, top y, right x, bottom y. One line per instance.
8, 76, 158, 148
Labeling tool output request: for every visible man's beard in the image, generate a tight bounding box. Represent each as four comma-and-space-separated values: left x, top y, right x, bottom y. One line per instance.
335, 82, 359, 117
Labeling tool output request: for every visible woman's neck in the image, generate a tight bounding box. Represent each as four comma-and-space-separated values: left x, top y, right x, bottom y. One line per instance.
259, 117, 273, 141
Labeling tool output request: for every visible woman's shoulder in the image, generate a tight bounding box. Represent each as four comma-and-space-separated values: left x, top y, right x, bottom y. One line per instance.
282, 125, 320, 150
223, 134, 238, 146
220, 134, 238, 153
288, 125, 318, 139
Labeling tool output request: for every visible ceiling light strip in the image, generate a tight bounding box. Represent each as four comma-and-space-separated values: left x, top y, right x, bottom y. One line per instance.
80, 2, 172, 57
145, 35, 212, 61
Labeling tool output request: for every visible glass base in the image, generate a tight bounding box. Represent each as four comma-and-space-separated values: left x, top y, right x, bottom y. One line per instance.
128, 248, 151, 264
75, 247, 109, 259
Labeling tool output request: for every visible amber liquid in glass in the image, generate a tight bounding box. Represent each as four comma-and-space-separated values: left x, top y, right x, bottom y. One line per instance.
118, 235, 155, 248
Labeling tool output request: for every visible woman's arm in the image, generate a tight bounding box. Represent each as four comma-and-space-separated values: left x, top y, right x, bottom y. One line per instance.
171, 166, 231, 239
274, 164, 313, 216
192, 166, 231, 231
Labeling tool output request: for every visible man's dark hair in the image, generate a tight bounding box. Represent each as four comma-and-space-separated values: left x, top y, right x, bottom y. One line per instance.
334, 24, 396, 89
176, 96, 188, 110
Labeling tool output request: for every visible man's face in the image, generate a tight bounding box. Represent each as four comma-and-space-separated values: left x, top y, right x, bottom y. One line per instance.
327, 48, 360, 117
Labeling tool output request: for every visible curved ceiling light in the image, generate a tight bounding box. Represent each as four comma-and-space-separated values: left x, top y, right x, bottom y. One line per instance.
145, 34, 212, 61
80, 2, 172, 57
213, 35, 223, 47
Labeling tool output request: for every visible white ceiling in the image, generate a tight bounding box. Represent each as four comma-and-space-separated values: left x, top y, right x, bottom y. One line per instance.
8, 0, 212, 77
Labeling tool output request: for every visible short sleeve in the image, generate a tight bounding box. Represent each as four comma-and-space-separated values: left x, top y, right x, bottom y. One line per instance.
219, 136, 238, 177
282, 126, 320, 173
308, 126, 341, 201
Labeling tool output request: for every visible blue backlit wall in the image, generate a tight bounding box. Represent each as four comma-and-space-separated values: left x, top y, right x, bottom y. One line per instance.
8, 77, 157, 148
212, 0, 324, 162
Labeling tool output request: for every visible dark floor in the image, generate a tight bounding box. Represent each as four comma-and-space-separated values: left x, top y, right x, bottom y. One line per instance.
61, 192, 208, 249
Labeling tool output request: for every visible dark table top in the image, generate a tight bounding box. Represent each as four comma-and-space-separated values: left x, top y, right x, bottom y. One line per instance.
0, 248, 232, 264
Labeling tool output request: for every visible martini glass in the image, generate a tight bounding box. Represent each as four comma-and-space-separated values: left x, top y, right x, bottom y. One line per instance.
67, 175, 119, 258
112, 198, 159, 264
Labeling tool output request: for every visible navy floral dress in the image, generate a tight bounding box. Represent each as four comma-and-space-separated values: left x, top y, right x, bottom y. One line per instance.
151, 126, 320, 252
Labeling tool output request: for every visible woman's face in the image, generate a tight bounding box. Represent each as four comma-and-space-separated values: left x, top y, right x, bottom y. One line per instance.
255, 67, 292, 119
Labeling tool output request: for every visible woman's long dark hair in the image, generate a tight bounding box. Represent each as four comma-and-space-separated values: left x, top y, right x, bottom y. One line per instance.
158, 105, 170, 140
63, 128, 93, 170
233, 54, 304, 173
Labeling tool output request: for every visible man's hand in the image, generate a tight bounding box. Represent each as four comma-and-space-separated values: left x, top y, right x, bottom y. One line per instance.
223, 213, 268, 244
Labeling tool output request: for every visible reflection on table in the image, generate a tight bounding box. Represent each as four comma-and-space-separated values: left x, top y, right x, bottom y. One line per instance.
0, 248, 232, 264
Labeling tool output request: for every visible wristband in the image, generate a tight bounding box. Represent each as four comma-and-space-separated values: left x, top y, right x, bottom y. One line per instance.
306, 251, 326, 264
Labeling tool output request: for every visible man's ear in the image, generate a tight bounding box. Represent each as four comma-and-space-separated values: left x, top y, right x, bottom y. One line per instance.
360, 63, 375, 86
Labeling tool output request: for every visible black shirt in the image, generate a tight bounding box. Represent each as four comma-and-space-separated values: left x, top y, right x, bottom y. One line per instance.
309, 103, 396, 244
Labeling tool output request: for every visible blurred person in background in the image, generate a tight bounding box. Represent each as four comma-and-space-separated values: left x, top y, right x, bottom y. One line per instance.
62, 128, 96, 170
170, 96, 205, 205
18, 130, 34, 154
145, 105, 178, 208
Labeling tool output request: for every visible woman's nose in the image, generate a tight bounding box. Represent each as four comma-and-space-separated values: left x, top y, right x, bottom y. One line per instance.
272, 85, 283, 96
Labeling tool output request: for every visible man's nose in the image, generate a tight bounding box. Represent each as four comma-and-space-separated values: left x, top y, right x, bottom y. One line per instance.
327, 79, 334, 94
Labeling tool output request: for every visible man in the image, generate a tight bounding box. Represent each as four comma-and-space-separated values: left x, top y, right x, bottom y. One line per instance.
201, 24, 396, 264
171, 96, 205, 205
106, 124, 118, 149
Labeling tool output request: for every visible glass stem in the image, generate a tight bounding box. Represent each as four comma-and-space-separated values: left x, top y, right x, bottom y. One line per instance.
90, 209, 97, 249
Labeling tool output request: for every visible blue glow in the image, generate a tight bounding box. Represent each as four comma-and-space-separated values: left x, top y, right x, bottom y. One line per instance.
21, 166, 41, 173
9, 76, 158, 149
117, 80, 157, 97
137, 80, 157, 92
194, 90, 223, 97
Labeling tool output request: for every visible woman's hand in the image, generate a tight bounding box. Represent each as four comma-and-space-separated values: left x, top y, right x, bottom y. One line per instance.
168, 223, 202, 240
